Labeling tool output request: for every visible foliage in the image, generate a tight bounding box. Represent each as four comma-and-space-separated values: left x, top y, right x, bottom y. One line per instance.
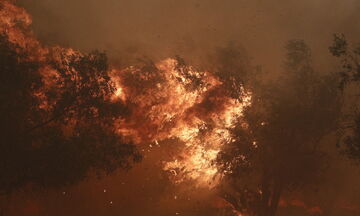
208, 42, 256, 100
0, 34, 140, 195
217, 40, 341, 216
330, 34, 360, 163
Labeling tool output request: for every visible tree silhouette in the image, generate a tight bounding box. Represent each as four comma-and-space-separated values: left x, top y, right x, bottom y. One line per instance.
329, 34, 360, 163
208, 42, 255, 99
0, 34, 140, 196
217, 40, 341, 216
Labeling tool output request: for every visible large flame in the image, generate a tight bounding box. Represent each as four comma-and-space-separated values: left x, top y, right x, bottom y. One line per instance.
164, 94, 251, 187
112, 58, 252, 187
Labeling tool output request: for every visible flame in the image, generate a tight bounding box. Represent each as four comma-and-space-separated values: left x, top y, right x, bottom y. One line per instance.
111, 57, 251, 187
164, 94, 251, 187
108, 56, 252, 187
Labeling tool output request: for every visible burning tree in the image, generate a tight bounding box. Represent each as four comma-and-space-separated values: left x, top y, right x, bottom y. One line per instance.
217, 40, 341, 216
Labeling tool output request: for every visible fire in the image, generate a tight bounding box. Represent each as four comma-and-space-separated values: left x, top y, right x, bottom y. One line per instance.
1, 0, 252, 189
164, 94, 251, 187
109, 56, 251, 187
111, 57, 251, 187
110, 71, 127, 102
111, 58, 218, 143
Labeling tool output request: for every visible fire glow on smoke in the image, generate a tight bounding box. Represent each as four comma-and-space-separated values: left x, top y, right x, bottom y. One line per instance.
1, 0, 252, 188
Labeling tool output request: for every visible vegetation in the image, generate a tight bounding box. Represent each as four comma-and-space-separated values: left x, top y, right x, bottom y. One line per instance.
0, 34, 140, 195
217, 40, 341, 216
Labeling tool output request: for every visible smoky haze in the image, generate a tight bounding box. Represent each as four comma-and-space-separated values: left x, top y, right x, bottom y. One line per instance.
8, 0, 360, 215
18, 0, 360, 71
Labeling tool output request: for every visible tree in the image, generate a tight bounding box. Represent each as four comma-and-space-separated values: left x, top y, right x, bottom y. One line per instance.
206, 42, 256, 99
329, 34, 360, 163
0, 34, 140, 196
217, 40, 341, 216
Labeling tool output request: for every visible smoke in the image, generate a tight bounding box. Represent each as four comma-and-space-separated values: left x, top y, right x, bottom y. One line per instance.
3, 0, 360, 215
16, 0, 360, 72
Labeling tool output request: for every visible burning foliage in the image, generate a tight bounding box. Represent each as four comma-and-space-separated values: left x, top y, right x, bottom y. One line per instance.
112, 55, 252, 187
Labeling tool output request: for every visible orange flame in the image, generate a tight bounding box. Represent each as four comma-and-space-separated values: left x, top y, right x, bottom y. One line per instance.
111, 58, 252, 187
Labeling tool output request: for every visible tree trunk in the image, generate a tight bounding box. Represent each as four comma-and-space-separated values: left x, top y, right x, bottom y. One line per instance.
268, 183, 283, 216
259, 174, 283, 216
260, 169, 271, 216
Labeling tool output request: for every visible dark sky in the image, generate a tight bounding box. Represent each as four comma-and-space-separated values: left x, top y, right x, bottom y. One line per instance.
8, 0, 360, 215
